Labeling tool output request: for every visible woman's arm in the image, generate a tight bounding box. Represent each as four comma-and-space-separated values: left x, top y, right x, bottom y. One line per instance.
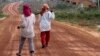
32, 14, 36, 24
17, 15, 25, 29
48, 11, 55, 21
37, 14, 41, 23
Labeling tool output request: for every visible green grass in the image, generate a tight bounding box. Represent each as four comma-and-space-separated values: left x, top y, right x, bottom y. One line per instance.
0, 12, 6, 18
55, 6, 100, 29
56, 13, 100, 28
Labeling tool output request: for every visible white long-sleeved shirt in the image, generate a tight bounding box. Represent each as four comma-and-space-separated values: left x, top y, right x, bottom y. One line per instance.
39, 11, 54, 31
20, 13, 36, 38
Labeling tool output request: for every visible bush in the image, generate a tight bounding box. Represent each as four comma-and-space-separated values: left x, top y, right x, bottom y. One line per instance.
53, 1, 100, 29
55, 2, 75, 10
55, 3, 67, 9
55, 7, 100, 28
0, 12, 6, 18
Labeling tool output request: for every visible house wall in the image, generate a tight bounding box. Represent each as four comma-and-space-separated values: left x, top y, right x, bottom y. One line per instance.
64, 0, 96, 7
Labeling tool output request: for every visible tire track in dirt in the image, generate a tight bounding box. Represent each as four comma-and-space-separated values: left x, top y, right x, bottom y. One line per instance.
2, 2, 20, 16
0, 2, 20, 56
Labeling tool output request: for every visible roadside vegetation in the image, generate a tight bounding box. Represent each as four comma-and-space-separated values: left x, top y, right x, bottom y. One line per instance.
54, 2, 100, 31
0, 12, 6, 18
0, 1, 8, 18
11, 0, 100, 31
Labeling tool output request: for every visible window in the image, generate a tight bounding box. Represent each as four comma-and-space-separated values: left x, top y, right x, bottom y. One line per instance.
72, 2, 76, 5
67, 1, 70, 3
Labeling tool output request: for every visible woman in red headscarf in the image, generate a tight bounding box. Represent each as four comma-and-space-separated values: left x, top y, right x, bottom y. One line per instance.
39, 4, 55, 48
17, 3, 36, 56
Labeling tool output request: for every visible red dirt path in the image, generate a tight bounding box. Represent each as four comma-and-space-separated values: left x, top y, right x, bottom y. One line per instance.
0, 2, 100, 56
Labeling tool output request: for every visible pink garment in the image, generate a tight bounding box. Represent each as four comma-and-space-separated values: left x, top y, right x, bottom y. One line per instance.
23, 4, 31, 17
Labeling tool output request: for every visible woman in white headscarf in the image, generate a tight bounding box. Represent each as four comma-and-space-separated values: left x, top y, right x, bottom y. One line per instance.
39, 4, 54, 48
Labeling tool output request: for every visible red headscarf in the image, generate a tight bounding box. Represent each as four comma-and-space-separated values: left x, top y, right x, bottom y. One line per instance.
23, 3, 31, 17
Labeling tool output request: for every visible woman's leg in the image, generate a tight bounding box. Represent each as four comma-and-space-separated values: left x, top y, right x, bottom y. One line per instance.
28, 37, 34, 56
41, 31, 46, 48
45, 31, 50, 46
17, 37, 26, 55
28, 37, 34, 52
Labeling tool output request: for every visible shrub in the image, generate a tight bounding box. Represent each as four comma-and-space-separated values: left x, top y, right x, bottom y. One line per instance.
55, 3, 67, 9
0, 12, 6, 18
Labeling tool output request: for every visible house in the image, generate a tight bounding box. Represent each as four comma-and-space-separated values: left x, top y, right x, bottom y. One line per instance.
63, 0, 97, 8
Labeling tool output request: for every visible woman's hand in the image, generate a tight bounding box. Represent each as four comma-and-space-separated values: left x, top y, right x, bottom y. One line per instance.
17, 26, 20, 29
17, 25, 25, 29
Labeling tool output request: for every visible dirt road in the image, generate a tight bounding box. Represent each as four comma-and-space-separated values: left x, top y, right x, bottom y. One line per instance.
0, 2, 100, 56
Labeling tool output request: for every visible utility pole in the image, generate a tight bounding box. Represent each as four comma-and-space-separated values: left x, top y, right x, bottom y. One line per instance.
98, 0, 100, 8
